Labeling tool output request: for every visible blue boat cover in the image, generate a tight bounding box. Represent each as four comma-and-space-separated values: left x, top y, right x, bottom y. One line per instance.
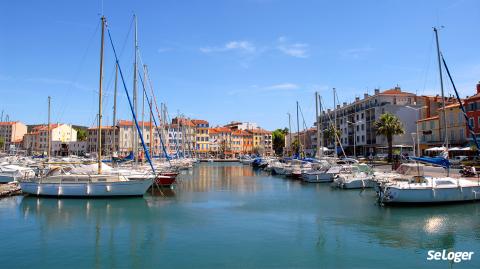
409, 156, 450, 168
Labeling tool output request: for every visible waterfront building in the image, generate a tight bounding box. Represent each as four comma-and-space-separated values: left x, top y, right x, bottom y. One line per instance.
231, 130, 242, 155
318, 87, 421, 156
0, 121, 27, 152
23, 124, 77, 156
210, 127, 232, 158
88, 120, 161, 157
171, 117, 196, 157
192, 119, 210, 157
464, 82, 480, 145
248, 128, 273, 156
238, 130, 253, 155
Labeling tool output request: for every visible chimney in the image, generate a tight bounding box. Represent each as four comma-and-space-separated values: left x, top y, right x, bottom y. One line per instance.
336, 104, 340, 109
327, 109, 331, 113
343, 102, 347, 107
364, 93, 369, 99
374, 88, 380, 95
355, 97, 360, 102
477, 81, 480, 94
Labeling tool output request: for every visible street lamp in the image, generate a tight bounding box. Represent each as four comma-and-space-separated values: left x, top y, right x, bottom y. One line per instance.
347, 120, 363, 157
411, 132, 417, 157
405, 105, 427, 157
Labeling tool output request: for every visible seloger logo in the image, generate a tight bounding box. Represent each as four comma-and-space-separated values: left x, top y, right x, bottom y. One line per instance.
427, 250, 474, 263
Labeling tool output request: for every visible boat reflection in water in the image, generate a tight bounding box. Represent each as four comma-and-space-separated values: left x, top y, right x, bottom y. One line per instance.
19, 196, 163, 268
179, 162, 262, 192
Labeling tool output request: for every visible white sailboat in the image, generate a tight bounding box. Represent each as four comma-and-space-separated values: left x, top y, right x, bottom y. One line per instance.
376, 27, 480, 204
19, 17, 153, 197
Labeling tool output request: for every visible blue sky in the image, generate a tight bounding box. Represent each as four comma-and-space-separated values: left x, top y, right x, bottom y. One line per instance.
1, 0, 479, 130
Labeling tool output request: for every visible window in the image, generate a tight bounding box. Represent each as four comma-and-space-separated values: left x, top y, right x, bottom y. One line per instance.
361, 113, 364, 119
422, 122, 426, 129
356, 136, 359, 142
460, 130, 464, 140
469, 118, 474, 128
459, 113, 464, 124
361, 124, 364, 131
356, 125, 359, 131
362, 135, 365, 142
430, 121, 434, 129
356, 114, 359, 120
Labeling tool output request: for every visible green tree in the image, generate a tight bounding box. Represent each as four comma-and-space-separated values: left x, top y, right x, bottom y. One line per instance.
76, 128, 87, 141
374, 113, 405, 162
324, 123, 341, 148
291, 138, 300, 155
272, 128, 287, 155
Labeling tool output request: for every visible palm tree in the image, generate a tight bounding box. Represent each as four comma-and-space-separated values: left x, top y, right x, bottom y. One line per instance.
374, 113, 405, 162
324, 123, 341, 148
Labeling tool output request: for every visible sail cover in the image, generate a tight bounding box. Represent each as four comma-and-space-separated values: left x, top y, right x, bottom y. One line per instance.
409, 156, 450, 168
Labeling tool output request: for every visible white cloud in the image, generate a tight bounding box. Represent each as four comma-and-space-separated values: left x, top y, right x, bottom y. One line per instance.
200, 40, 256, 54
264, 83, 300, 90
340, 46, 374, 59
277, 36, 309, 58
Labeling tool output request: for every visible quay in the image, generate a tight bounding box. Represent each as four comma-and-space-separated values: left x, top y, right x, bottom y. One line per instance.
199, 159, 240, 163
0, 183, 21, 198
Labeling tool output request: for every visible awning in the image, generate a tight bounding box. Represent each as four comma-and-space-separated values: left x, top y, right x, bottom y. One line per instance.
425, 146, 447, 151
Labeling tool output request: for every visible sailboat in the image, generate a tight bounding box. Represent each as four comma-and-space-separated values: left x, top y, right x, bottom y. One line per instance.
19, 16, 153, 197
377, 27, 480, 204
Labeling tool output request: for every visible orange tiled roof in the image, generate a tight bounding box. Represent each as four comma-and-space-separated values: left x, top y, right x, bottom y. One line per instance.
0, 121, 19, 126
191, 119, 209, 125
213, 127, 232, 133
417, 116, 439, 122
438, 102, 462, 110
378, 88, 415, 96
117, 120, 154, 127
209, 128, 219, 134
33, 124, 60, 131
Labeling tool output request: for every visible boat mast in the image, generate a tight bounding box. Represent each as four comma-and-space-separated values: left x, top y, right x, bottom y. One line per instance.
97, 16, 106, 174
333, 88, 337, 158
434, 27, 448, 150
47, 96, 51, 161
141, 65, 146, 162
287, 113, 292, 156
132, 14, 138, 164
319, 95, 324, 157
315, 92, 321, 158
296, 101, 300, 156
112, 62, 118, 154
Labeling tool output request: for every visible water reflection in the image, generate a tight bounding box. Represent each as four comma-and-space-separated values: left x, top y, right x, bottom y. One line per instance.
325, 203, 480, 251
19, 196, 159, 268
179, 163, 263, 192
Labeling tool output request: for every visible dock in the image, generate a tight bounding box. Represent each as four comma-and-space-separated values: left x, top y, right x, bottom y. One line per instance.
0, 183, 22, 198
199, 159, 240, 163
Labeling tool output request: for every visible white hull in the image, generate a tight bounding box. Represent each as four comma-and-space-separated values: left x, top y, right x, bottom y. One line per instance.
379, 178, 480, 204
20, 180, 152, 197
302, 172, 333, 183
334, 177, 375, 189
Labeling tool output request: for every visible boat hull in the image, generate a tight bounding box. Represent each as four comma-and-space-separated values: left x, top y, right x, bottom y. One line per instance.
380, 185, 480, 204
302, 173, 334, 183
19, 180, 152, 197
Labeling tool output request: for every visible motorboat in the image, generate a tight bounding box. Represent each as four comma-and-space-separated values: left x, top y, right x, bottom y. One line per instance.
0, 165, 36, 183
332, 164, 375, 189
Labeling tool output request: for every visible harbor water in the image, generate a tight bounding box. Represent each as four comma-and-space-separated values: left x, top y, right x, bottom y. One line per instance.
1, 162, 479, 268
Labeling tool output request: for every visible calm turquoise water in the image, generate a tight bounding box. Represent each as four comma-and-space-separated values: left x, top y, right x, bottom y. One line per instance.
1, 162, 479, 268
